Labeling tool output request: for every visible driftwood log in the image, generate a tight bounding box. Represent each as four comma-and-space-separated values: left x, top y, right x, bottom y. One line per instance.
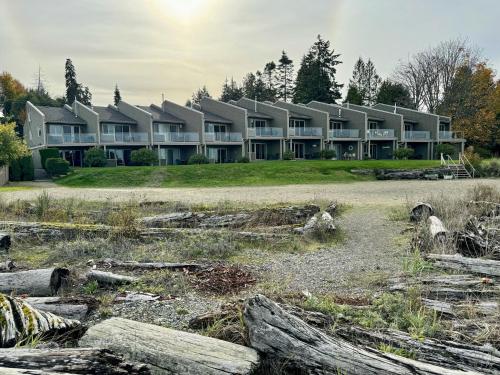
428, 216, 448, 243
100, 258, 201, 272
243, 294, 477, 375
22, 297, 89, 320
422, 298, 499, 317
410, 202, 434, 222
336, 325, 500, 374
80, 317, 260, 374
427, 253, 500, 277
0, 268, 69, 296
86, 270, 137, 286
0, 260, 15, 271
455, 217, 500, 259
0, 232, 11, 251
0, 348, 150, 374
0, 293, 81, 347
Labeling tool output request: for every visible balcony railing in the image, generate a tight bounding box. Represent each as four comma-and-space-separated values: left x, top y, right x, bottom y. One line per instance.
404, 130, 431, 140
205, 132, 243, 142
100, 132, 149, 143
368, 129, 395, 139
153, 132, 199, 143
47, 133, 96, 145
439, 131, 462, 140
288, 127, 323, 137
247, 127, 283, 137
328, 129, 359, 139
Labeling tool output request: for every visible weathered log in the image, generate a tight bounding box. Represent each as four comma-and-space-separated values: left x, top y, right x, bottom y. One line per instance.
336, 325, 500, 374
422, 298, 499, 317
80, 317, 260, 374
22, 297, 89, 320
86, 270, 137, 286
101, 258, 201, 272
0, 268, 69, 296
0, 232, 11, 251
455, 217, 500, 259
0, 293, 81, 348
427, 253, 500, 277
428, 215, 448, 243
0, 348, 150, 374
0, 260, 15, 271
244, 294, 476, 375
410, 202, 434, 222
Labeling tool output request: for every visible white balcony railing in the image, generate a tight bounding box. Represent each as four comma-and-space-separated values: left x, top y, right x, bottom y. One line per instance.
439, 131, 462, 140
153, 132, 199, 143
368, 129, 395, 139
247, 127, 283, 137
47, 133, 96, 145
205, 132, 243, 142
404, 130, 431, 140
288, 127, 323, 137
328, 129, 359, 139
100, 132, 149, 143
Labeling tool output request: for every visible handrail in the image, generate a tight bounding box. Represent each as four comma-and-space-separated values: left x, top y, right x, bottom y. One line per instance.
459, 152, 477, 178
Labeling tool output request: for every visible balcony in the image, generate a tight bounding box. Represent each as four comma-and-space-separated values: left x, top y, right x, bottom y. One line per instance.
100, 132, 149, 144
247, 127, 283, 138
153, 132, 199, 143
205, 132, 243, 142
328, 129, 359, 139
47, 133, 96, 145
368, 129, 395, 139
288, 127, 323, 137
439, 131, 462, 140
404, 130, 431, 140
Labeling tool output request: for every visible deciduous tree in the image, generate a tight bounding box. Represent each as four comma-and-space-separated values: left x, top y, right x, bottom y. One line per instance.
0, 122, 29, 167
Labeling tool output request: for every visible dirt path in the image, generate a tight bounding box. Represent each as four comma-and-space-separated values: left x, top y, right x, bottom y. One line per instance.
259, 206, 405, 294
2, 179, 499, 206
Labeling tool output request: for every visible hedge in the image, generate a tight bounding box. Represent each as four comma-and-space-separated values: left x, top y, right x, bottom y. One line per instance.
39, 148, 60, 169
45, 158, 70, 177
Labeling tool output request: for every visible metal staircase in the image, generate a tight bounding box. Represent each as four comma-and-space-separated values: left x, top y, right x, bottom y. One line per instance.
440, 153, 476, 179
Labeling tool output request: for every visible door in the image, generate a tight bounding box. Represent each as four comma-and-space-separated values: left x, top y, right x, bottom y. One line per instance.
330, 143, 340, 159
252, 143, 267, 160
167, 149, 174, 165
369, 144, 377, 159
293, 143, 305, 159
217, 148, 227, 163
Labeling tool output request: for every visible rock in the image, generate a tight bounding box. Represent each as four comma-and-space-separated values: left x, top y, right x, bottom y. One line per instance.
297, 211, 336, 239
325, 202, 337, 216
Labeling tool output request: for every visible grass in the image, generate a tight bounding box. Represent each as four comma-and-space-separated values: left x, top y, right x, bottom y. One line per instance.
0, 186, 33, 192
54, 160, 441, 188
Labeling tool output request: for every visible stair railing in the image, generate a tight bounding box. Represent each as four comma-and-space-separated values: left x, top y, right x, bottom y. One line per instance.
459, 152, 477, 178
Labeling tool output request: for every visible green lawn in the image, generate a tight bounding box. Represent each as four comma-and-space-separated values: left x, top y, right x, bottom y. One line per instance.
54, 160, 441, 188
0, 186, 33, 192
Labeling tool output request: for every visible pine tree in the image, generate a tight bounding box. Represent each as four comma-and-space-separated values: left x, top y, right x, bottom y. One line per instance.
363, 59, 381, 105
65, 59, 78, 104
276, 51, 294, 102
114, 84, 122, 106
376, 80, 413, 108
263, 62, 277, 101
220, 78, 243, 102
344, 85, 363, 105
349, 58, 365, 98
190, 86, 211, 106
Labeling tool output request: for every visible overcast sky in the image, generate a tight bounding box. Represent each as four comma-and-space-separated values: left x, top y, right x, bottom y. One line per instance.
1, 0, 499, 106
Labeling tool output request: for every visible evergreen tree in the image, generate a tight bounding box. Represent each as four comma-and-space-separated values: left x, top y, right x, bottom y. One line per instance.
349, 58, 365, 98
344, 85, 363, 105
276, 51, 294, 102
65, 59, 78, 104
376, 80, 413, 108
114, 84, 122, 106
363, 59, 381, 105
220, 77, 243, 102
189, 85, 211, 106
292, 35, 343, 103
263, 61, 277, 101
242, 71, 267, 101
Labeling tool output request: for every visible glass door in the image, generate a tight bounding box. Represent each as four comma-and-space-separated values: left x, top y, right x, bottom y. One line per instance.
252, 143, 267, 160
293, 143, 305, 159
369, 144, 377, 159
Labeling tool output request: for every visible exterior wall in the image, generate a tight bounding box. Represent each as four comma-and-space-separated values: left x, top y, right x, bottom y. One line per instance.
287, 139, 322, 159
236, 97, 289, 136
0, 166, 8, 186
329, 141, 361, 160
344, 103, 404, 139
116, 102, 153, 143
274, 101, 328, 138
24, 102, 46, 148
205, 144, 242, 163
73, 101, 99, 136
307, 101, 367, 138
200, 98, 247, 136
156, 145, 197, 165
162, 100, 204, 142
247, 139, 281, 160
406, 142, 430, 159
369, 141, 395, 159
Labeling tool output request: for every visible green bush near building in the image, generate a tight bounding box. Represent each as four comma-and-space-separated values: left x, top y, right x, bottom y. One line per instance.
39, 148, 60, 169
45, 158, 70, 177
188, 154, 209, 164
393, 147, 415, 160
131, 148, 158, 166
9, 155, 34, 181
84, 147, 107, 167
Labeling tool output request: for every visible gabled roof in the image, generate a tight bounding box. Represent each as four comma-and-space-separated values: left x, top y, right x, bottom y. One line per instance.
368, 116, 385, 122
329, 117, 349, 122
245, 109, 273, 120
200, 109, 232, 124
139, 105, 185, 124
36, 106, 87, 125
93, 106, 137, 124
289, 111, 311, 120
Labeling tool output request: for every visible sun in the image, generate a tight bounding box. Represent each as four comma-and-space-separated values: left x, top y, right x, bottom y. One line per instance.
154, 0, 207, 20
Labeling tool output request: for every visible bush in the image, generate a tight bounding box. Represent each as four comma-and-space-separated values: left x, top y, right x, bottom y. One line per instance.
237, 156, 250, 163
481, 160, 500, 177
319, 149, 336, 160
283, 150, 295, 160
188, 153, 209, 164
19, 155, 34, 181
45, 158, 70, 177
435, 143, 456, 158
9, 159, 22, 181
131, 148, 158, 166
463, 146, 482, 169
393, 147, 415, 160
39, 148, 59, 169
84, 147, 107, 167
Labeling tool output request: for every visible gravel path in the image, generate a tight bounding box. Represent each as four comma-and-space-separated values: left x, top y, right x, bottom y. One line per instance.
258, 205, 406, 294
3, 178, 499, 206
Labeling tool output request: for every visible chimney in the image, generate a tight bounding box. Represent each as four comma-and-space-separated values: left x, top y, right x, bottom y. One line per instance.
254, 96, 257, 112
338, 108, 341, 118
394, 103, 397, 113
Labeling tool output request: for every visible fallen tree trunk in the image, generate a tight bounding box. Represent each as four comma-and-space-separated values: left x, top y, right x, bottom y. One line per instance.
244, 294, 478, 375
0, 268, 69, 296
101, 258, 201, 272
336, 325, 500, 374
87, 270, 137, 286
410, 202, 434, 222
427, 253, 500, 277
0, 293, 81, 348
422, 298, 499, 317
428, 216, 448, 243
80, 317, 260, 374
22, 297, 89, 320
0, 232, 11, 251
0, 348, 150, 374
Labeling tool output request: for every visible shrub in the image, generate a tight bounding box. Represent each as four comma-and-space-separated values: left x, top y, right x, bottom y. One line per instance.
39, 148, 60, 169
19, 155, 34, 181
237, 156, 250, 163
283, 150, 295, 160
84, 147, 107, 167
131, 148, 158, 166
482, 160, 500, 177
319, 149, 336, 160
188, 153, 209, 164
45, 158, 70, 177
9, 159, 22, 181
393, 147, 414, 160
463, 146, 482, 171
435, 143, 456, 158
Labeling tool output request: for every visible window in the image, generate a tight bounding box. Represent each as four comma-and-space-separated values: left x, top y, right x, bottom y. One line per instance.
329, 121, 342, 130
404, 123, 412, 132
290, 119, 305, 128
369, 121, 378, 130
249, 119, 267, 128
439, 123, 449, 132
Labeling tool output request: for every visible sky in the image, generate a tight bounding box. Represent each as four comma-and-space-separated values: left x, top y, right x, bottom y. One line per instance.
1, 0, 499, 106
